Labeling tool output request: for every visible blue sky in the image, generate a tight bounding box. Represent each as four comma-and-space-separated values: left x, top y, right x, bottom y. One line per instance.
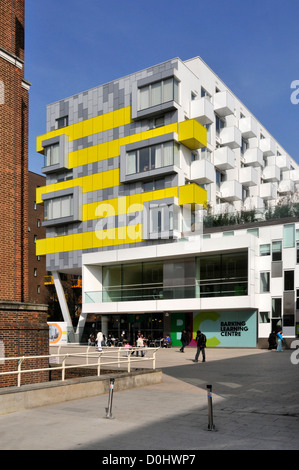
25, 0, 299, 175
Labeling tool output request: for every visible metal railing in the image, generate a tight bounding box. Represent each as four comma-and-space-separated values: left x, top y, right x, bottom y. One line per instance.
0, 346, 159, 388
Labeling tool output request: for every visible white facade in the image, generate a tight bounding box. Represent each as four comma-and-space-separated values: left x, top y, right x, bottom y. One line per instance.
81, 219, 299, 346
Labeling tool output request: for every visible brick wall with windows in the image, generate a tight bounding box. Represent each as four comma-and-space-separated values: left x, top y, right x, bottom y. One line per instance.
0, 0, 28, 302
0, 1, 49, 388
28, 171, 48, 304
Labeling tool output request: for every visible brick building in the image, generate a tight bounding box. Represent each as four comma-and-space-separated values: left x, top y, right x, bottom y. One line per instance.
0, 0, 49, 387
28, 171, 48, 304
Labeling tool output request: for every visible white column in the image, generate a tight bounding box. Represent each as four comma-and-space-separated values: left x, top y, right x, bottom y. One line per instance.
101, 315, 109, 339
52, 271, 73, 328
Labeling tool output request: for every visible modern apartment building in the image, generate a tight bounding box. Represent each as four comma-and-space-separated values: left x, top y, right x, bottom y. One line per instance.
36, 56, 299, 346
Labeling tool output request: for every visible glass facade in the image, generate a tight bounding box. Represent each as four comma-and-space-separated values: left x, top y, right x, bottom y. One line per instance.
99, 251, 248, 302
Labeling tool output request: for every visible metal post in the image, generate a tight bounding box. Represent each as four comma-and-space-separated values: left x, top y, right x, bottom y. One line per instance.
207, 384, 216, 431
105, 377, 115, 419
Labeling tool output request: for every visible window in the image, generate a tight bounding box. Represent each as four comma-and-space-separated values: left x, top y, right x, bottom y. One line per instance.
241, 138, 248, 154
0, 80, 4, 104
126, 141, 179, 176
247, 228, 259, 237
259, 312, 270, 323
283, 224, 295, 248
56, 116, 68, 129
44, 194, 73, 221
34, 268, 37, 277
215, 115, 225, 135
37, 219, 41, 228
284, 271, 294, 291
260, 244, 270, 256
297, 242, 299, 263
201, 87, 212, 101
197, 251, 248, 297
44, 143, 59, 167
37, 285, 41, 294
149, 204, 174, 235
272, 241, 282, 261
272, 298, 282, 317
138, 77, 179, 110
260, 272, 270, 293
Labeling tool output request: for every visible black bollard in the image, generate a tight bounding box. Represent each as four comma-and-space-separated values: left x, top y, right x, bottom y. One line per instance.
207, 384, 216, 431
106, 377, 115, 419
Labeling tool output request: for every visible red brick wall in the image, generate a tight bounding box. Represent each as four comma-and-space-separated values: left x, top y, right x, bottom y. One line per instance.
0, 1, 50, 389
0, 0, 29, 303
0, 304, 49, 387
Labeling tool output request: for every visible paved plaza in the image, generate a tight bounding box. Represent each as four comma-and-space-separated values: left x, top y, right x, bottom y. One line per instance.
0, 346, 298, 451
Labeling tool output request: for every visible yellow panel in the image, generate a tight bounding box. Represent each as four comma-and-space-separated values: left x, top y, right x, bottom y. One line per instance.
36, 169, 120, 205
36, 224, 143, 255
178, 119, 207, 150
178, 183, 207, 207
36, 106, 132, 153
68, 123, 177, 169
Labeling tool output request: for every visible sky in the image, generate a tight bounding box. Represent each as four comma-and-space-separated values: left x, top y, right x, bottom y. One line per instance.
25, 0, 299, 175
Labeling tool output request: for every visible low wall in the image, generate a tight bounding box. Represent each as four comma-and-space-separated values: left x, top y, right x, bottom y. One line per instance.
0, 368, 162, 415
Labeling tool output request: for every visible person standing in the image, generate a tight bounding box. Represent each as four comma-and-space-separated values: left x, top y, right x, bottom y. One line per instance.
193, 330, 207, 362
97, 331, 103, 351
180, 329, 188, 352
268, 331, 277, 350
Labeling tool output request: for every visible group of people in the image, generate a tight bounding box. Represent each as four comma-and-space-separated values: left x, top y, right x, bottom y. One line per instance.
268, 330, 286, 352
88, 331, 152, 355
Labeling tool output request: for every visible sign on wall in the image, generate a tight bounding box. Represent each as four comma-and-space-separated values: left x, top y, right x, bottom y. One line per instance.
48, 322, 68, 345
193, 311, 257, 347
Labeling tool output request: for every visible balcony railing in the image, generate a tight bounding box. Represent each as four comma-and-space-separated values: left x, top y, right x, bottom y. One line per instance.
85, 280, 248, 303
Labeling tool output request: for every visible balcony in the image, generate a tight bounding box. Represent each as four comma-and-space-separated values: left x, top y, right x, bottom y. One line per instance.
190, 159, 215, 184
178, 119, 207, 150
243, 147, 264, 167
243, 195, 264, 211
290, 169, 299, 183
220, 180, 243, 202
178, 183, 207, 207
278, 179, 295, 194
239, 166, 259, 187
190, 96, 214, 125
238, 116, 258, 139
214, 90, 235, 117
259, 137, 276, 156
220, 126, 242, 149
262, 165, 280, 182
259, 182, 277, 200
214, 146, 235, 170
275, 154, 291, 171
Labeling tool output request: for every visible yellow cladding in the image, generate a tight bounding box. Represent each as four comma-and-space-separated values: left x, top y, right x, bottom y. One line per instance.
82, 186, 178, 221
36, 184, 206, 256
36, 169, 120, 205
178, 119, 207, 150
36, 106, 132, 153
178, 183, 207, 207
68, 122, 178, 168
36, 225, 143, 256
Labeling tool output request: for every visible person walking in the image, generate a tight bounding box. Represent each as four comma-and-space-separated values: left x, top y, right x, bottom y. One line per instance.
276, 330, 284, 352
96, 331, 103, 351
193, 330, 207, 362
180, 329, 188, 352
